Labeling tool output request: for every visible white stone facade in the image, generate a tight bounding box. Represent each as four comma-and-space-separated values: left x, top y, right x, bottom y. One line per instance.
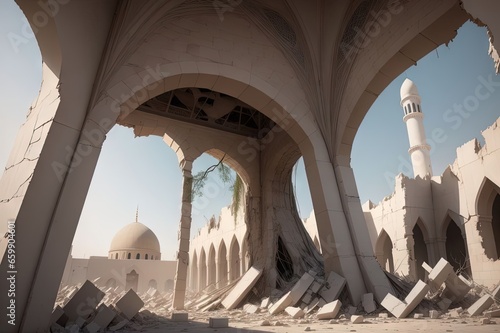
363, 117, 500, 288
189, 205, 249, 292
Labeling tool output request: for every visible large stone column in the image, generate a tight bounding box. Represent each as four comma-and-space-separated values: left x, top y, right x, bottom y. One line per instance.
172, 159, 193, 309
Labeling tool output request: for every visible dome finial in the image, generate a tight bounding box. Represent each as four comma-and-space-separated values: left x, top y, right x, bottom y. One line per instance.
135, 205, 139, 223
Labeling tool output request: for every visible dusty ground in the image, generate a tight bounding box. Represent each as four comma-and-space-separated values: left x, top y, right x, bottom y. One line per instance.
108, 309, 500, 333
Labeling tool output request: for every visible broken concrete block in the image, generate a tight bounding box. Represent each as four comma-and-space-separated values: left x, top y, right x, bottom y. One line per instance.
467, 294, 494, 316
115, 289, 144, 320
348, 305, 357, 315
222, 266, 262, 310
260, 297, 270, 309
317, 300, 342, 320
62, 280, 105, 322
442, 273, 471, 301
481, 317, 491, 325
209, 317, 229, 328
310, 281, 322, 293
86, 304, 116, 331
414, 313, 424, 319
492, 285, 500, 299
285, 306, 305, 319
427, 259, 454, 289
302, 291, 313, 304
243, 303, 259, 314
51, 305, 67, 326
269, 291, 293, 315
171, 312, 188, 322
437, 297, 452, 311
381, 280, 430, 318
485, 309, 500, 318
362, 293, 376, 313
429, 310, 440, 319
290, 272, 315, 305
378, 313, 388, 318
305, 298, 320, 314
351, 315, 364, 323
320, 271, 346, 303
422, 261, 432, 274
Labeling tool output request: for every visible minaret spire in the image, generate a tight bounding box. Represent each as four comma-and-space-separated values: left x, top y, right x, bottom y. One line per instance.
135, 206, 139, 223
400, 78, 433, 178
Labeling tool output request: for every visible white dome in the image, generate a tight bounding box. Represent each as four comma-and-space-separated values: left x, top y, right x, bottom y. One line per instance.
109, 222, 161, 253
400, 78, 420, 100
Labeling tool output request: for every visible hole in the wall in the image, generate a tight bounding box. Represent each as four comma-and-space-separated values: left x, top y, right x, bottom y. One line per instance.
412, 222, 429, 281
276, 236, 294, 288
445, 219, 470, 276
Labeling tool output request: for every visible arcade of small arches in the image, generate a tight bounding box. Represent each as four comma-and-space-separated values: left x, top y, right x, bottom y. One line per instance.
189, 236, 250, 292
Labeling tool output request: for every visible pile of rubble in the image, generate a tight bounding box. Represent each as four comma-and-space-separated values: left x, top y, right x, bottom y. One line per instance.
50, 259, 500, 332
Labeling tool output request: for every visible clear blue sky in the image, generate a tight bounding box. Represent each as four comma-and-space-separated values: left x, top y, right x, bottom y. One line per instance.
0, 1, 498, 259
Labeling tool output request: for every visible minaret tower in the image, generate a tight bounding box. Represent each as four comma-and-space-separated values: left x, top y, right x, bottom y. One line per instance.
400, 78, 432, 178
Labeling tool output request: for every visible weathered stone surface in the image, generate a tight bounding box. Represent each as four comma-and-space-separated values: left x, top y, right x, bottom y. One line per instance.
319, 271, 346, 303
222, 267, 262, 310
269, 291, 293, 315
115, 289, 144, 320
171, 312, 188, 322
209, 317, 229, 328
289, 272, 315, 305
362, 293, 377, 313
317, 300, 342, 320
351, 315, 364, 323
467, 295, 494, 316
285, 306, 305, 319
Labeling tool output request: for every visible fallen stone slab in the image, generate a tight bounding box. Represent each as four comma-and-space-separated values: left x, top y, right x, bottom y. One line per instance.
362, 293, 376, 313
414, 313, 424, 319
381, 280, 430, 318
467, 294, 494, 316
243, 303, 259, 314
290, 272, 315, 305
269, 291, 293, 315
209, 317, 229, 328
85, 304, 116, 332
351, 315, 364, 323
51, 305, 67, 326
260, 297, 270, 309
171, 312, 188, 322
429, 310, 440, 319
437, 297, 452, 311
426, 259, 453, 289
115, 289, 144, 320
62, 280, 105, 322
485, 309, 500, 318
320, 271, 346, 303
317, 300, 342, 320
222, 266, 262, 310
285, 306, 305, 319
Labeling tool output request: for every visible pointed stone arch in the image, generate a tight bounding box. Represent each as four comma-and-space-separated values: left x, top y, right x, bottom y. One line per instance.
217, 240, 228, 288
190, 250, 198, 291
229, 236, 241, 282
207, 244, 217, 289
475, 177, 500, 260
375, 229, 394, 273
412, 218, 430, 281
441, 213, 470, 276
199, 248, 207, 290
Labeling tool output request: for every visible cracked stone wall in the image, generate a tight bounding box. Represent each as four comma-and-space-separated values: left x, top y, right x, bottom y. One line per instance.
363, 117, 500, 288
